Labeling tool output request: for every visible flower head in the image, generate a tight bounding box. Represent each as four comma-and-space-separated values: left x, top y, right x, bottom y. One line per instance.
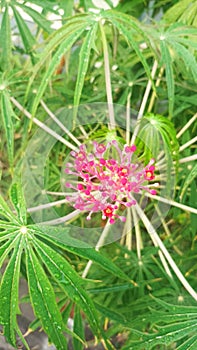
65, 140, 158, 224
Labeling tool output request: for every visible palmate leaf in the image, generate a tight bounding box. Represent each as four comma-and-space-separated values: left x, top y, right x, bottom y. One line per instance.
180, 163, 197, 201
144, 23, 197, 116
73, 306, 85, 350
9, 182, 27, 225
33, 225, 130, 280
136, 113, 179, 160
103, 11, 152, 82
12, 6, 37, 63
123, 320, 197, 350
0, 90, 14, 169
160, 40, 174, 116
73, 22, 98, 111
164, 0, 197, 26
0, 236, 25, 347
123, 299, 197, 349
30, 22, 91, 116
15, 3, 53, 34
26, 244, 68, 350
32, 237, 102, 338
0, 4, 11, 70
0, 192, 18, 224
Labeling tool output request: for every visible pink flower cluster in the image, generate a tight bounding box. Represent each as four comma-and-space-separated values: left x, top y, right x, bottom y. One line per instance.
65, 140, 158, 224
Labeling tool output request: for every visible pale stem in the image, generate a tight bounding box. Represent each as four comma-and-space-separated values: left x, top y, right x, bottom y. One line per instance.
176, 113, 197, 139
45, 191, 72, 196
40, 100, 81, 147
134, 202, 197, 301
131, 60, 158, 144
179, 154, 197, 163
27, 199, 69, 213
79, 125, 88, 138
126, 92, 132, 145
125, 207, 132, 251
40, 209, 81, 225
179, 136, 197, 152
99, 21, 116, 130
148, 66, 164, 113
10, 97, 78, 151
157, 153, 197, 169
82, 220, 111, 278
131, 206, 142, 260
144, 192, 197, 215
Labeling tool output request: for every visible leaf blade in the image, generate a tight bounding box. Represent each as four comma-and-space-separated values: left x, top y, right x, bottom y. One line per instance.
33, 237, 101, 338
26, 245, 68, 350
0, 236, 24, 347
1, 91, 14, 168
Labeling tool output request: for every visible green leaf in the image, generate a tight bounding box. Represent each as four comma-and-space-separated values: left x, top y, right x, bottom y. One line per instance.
164, 0, 197, 25
73, 306, 85, 350
33, 237, 101, 338
26, 15, 91, 101
74, 22, 98, 111
123, 299, 197, 349
124, 320, 197, 349
103, 11, 152, 82
9, 182, 27, 225
60, 0, 74, 18
0, 193, 18, 224
180, 163, 197, 201
0, 238, 18, 268
171, 40, 197, 82
137, 113, 179, 161
12, 5, 37, 62
160, 40, 174, 116
176, 335, 197, 350
26, 245, 68, 350
0, 5, 11, 70
0, 91, 14, 167
15, 3, 53, 34
0, 236, 24, 347
95, 302, 128, 325
33, 225, 130, 280
31, 25, 87, 116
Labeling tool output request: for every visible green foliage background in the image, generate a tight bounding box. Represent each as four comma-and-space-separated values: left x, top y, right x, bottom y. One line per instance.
0, 0, 197, 349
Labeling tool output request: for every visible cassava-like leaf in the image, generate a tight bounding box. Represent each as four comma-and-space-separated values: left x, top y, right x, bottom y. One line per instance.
176, 335, 197, 350
73, 306, 85, 350
9, 182, 27, 225
164, 0, 197, 26
33, 237, 101, 338
33, 225, 130, 280
123, 319, 197, 350
180, 163, 197, 201
12, 6, 37, 63
0, 5, 11, 70
137, 113, 179, 160
0, 91, 14, 167
103, 11, 152, 82
0, 236, 24, 347
160, 40, 174, 116
15, 3, 53, 34
74, 22, 98, 110
0, 193, 18, 224
31, 25, 88, 116
26, 14, 91, 100
26, 245, 68, 350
